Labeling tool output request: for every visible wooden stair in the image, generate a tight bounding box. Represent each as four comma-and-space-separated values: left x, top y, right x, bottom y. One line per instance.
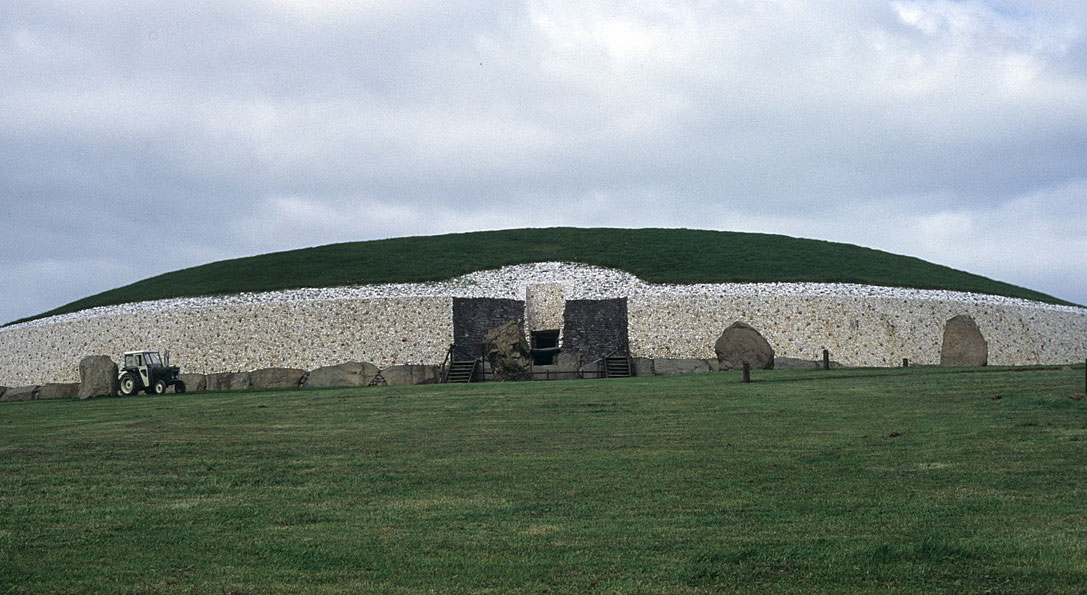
603, 356, 633, 378
445, 359, 479, 383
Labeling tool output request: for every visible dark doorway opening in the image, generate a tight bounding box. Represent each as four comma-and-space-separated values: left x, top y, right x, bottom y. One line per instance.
531, 330, 561, 365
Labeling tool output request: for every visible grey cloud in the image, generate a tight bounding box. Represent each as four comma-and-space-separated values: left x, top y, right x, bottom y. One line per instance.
2, 0, 1086, 323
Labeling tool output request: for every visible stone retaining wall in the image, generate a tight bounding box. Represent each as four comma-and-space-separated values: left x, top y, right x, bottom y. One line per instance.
0, 297, 451, 385
526, 284, 565, 334
1, 263, 1085, 386
628, 293, 1087, 367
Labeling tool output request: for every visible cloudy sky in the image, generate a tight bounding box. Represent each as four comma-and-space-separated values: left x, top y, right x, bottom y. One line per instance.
3, 0, 1085, 323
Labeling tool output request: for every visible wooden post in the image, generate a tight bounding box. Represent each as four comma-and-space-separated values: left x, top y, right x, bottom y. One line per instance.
903, 358, 909, 368
822, 349, 830, 371
742, 361, 751, 384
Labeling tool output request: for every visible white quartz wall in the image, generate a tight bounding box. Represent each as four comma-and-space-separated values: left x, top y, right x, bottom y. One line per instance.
628, 293, 1087, 367
1, 262, 1084, 386
526, 284, 565, 333
0, 297, 452, 385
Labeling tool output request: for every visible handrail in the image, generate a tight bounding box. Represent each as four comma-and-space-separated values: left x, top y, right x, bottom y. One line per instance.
439, 343, 454, 383
596, 348, 634, 379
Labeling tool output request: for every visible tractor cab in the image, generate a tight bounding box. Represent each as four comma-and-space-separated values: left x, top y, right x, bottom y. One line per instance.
118, 350, 185, 395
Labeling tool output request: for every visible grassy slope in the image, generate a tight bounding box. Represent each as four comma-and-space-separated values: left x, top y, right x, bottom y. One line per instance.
11, 227, 1071, 325
1, 367, 1085, 592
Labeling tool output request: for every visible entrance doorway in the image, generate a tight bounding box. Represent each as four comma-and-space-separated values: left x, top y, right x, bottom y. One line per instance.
531, 330, 560, 365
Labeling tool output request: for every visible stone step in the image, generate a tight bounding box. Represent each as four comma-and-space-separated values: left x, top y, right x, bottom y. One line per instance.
445, 360, 479, 383
603, 356, 632, 378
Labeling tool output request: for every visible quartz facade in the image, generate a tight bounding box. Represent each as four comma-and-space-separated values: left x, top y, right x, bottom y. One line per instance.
1, 262, 1084, 385
0, 297, 452, 385
525, 284, 566, 333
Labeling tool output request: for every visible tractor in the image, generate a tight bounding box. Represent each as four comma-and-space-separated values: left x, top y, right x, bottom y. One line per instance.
118, 350, 185, 395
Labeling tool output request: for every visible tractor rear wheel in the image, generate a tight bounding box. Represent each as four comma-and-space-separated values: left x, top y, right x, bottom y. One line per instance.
119, 373, 138, 396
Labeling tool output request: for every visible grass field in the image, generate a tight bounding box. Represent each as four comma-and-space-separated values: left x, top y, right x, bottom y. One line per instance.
2, 366, 1085, 592
11, 227, 1070, 326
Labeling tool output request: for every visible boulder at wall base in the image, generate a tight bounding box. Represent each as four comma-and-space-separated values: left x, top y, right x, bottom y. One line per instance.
3, 386, 38, 402
653, 359, 712, 375
485, 321, 533, 381
631, 357, 654, 378
204, 373, 228, 392
178, 374, 206, 393
941, 314, 988, 366
249, 368, 306, 390
37, 383, 80, 400
771, 357, 820, 370
303, 362, 379, 388
772, 357, 844, 370
226, 372, 253, 391
206, 372, 252, 392
714, 321, 775, 370
77, 355, 118, 399
381, 365, 440, 386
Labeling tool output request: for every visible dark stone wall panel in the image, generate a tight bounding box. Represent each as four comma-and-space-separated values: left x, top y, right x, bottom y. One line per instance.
452, 298, 524, 360
561, 298, 629, 363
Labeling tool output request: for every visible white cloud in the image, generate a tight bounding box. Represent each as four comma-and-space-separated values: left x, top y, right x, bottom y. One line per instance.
2, 0, 1086, 322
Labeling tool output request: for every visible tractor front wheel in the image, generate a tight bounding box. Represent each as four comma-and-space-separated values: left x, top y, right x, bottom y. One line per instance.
151, 379, 168, 395
174, 380, 187, 394
119, 373, 138, 396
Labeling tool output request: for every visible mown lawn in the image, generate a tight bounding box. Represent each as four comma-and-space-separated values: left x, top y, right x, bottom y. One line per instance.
2, 366, 1085, 593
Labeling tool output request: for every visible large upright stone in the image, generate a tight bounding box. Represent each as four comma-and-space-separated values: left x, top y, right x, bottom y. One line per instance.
714, 322, 775, 370
304, 362, 379, 388
485, 321, 533, 381
77, 355, 118, 399
940, 315, 988, 366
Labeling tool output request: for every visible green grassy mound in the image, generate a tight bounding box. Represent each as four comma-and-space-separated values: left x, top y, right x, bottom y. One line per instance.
10, 227, 1071, 326
2, 367, 1085, 591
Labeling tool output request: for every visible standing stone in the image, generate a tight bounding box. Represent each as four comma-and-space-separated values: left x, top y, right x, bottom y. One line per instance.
485, 321, 533, 381
303, 362, 379, 388
714, 322, 775, 370
940, 315, 988, 366
77, 355, 118, 399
